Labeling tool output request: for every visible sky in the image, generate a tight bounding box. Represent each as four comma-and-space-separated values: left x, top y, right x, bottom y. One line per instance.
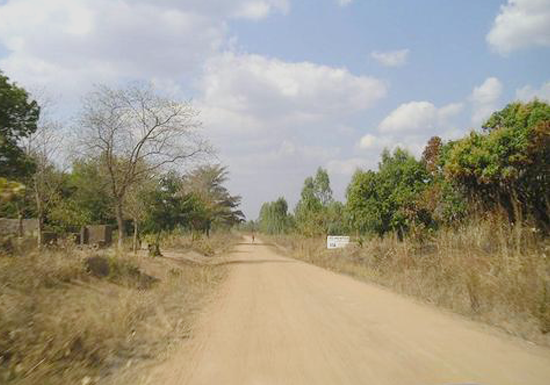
0, 0, 549, 219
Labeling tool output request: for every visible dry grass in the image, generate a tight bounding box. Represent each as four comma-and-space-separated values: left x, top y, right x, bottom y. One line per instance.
268, 219, 550, 346
162, 231, 238, 257
0, 233, 236, 384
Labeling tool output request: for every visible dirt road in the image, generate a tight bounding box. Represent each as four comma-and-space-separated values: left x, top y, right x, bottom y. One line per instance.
142, 238, 550, 385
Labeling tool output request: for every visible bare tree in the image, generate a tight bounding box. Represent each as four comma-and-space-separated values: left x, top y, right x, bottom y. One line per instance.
22, 95, 66, 248
78, 83, 209, 249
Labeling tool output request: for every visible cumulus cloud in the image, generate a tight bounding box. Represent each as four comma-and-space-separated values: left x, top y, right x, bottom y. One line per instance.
355, 99, 463, 161
370, 49, 409, 67
516, 81, 550, 102
196, 52, 386, 216
377, 101, 462, 133
0, 0, 388, 217
199, 52, 387, 129
359, 134, 377, 149
327, 158, 369, 176
0, 0, 288, 99
487, 0, 550, 54
378, 101, 437, 132
470, 77, 503, 125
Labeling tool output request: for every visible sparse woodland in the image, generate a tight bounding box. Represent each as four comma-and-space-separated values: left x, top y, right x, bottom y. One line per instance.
256, 100, 550, 344
0, 72, 243, 383
0, 73, 244, 250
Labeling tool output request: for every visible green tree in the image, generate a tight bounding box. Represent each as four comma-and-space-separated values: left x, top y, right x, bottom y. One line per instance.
346, 170, 384, 235
0, 178, 25, 203
444, 100, 550, 227
0, 71, 40, 180
51, 158, 114, 228
417, 136, 468, 227
346, 148, 430, 238
258, 197, 293, 234
295, 167, 339, 236
141, 172, 187, 235
182, 165, 245, 235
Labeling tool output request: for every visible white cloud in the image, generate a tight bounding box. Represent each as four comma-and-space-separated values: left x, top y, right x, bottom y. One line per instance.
438, 102, 464, 120
378, 101, 438, 132
470, 77, 503, 125
354, 99, 464, 162
516, 81, 550, 102
197, 52, 386, 216
487, 0, 550, 54
0, 0, 289, 100
327, 158, 369, 176
233, 0, 290, 20
359, 134, 377, 149
371, 49, 409, 67
199, 52, 387, 129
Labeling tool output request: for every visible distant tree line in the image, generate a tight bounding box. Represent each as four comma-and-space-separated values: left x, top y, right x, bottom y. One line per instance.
0, 71, 244, 250
257, 100, 549, 238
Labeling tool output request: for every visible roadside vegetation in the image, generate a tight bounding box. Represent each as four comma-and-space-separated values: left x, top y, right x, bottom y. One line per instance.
0, 233, 236, 384
0, 72, 243, 383
255, 100, 550, 345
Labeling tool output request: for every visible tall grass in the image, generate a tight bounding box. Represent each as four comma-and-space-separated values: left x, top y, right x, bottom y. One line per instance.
0, 233, 234, 384
269, 217, 550, 345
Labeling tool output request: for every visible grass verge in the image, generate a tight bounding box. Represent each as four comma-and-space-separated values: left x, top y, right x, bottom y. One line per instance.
266, 220, 550, 346
0, 232, 237, 384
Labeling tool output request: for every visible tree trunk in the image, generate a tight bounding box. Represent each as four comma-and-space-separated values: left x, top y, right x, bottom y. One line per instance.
17, 210, 23, 238
37, 214, 44, 249
132, 219, 139, 254
115, 200, 124, 250
34, 183, 44, 250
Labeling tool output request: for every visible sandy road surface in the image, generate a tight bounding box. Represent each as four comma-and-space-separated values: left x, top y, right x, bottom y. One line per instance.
142, 238, 550, 385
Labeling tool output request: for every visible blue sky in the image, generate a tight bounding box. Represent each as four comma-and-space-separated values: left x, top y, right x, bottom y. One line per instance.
0, 0, 549, 218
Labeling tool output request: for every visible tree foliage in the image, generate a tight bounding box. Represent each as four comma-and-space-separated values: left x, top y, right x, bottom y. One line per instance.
0, 72, 40, 180
346, 148, 430, 238
444, 100, 549, 226
294, 167, 348, 236
258, 197, 293, 234
181, 164, 245, 234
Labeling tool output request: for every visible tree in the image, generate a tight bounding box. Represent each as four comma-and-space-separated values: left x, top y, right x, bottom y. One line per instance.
421, 136, 443, 176
22, 111, 66, 247
417, 138, 468, 227
61, 158, 114, 225
182, 164, 245, 235
346, 170, 384, 235
0, 178, 24, 203
444, 100, 550, 227
125, 179, 154, 253
140, 172, 186, 254
258, 197, 293, 234
0, 71, 40, 180
78, 83, 209, 248
295, 167, 336, 236
346, 148, 430, 238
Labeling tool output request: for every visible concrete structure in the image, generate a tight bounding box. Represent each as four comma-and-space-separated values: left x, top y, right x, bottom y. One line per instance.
80, 225, 113, 247
0, 218, 39, 237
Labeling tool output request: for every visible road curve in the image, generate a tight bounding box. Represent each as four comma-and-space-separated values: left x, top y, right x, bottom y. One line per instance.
142, 237, 550, 385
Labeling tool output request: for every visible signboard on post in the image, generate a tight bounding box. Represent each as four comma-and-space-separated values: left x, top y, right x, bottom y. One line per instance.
327, 235, 350, 249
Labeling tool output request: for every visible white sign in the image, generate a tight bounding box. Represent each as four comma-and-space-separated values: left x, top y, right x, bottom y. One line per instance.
327, 235, 350, 249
